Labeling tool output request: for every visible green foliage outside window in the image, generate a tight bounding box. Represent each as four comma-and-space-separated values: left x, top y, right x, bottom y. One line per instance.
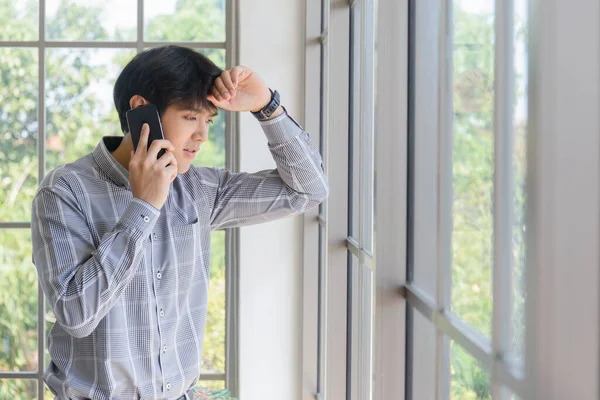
449, 3, 527, 399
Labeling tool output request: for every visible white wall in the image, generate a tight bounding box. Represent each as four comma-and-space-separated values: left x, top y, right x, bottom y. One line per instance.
238, 1, 306, 399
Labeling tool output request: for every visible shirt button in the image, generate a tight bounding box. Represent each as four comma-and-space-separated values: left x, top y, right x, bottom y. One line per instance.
156, 272, 162, 279
142, 215, 150, 222
160, 309, 165, 317
163, 345, 167, 353
153, 233, 158, 240
166, 382, 171, 390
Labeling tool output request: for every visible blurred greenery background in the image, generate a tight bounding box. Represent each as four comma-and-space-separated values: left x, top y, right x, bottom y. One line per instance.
449, 1, 527, 399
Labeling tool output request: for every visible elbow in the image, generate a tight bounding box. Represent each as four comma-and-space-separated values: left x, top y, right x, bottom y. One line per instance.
62, 322, 97, 339
53, 301, 99, 339
290, 183, 329, 212
310, 177, 330, 205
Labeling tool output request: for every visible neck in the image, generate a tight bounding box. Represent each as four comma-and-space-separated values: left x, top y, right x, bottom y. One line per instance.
111, 133, 134, 171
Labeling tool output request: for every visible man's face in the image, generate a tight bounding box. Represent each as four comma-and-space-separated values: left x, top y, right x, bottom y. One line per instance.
159, 104, 218, 174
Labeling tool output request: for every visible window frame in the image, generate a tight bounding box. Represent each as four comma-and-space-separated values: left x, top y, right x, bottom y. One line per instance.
303, 0, 600, 398
405, 0, 526, 398
303, 1, 379, 399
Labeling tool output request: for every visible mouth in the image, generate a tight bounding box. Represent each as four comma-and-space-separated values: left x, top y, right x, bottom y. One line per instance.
183, 148, 198, 158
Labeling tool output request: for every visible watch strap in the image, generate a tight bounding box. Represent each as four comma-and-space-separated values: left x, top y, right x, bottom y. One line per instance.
251, 89, 281, 120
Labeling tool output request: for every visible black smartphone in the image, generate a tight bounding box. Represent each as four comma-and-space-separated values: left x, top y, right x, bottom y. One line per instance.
126, 103, 167, 159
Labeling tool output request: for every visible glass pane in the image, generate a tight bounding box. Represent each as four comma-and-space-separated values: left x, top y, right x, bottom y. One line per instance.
0, 0, 38, 41
0, 231, 38, 372
196, 380, 225, 390
45, 48, 136, 171
144, 0, 226, 42
193, 49, 226, 169
46, 0, 136, 41
450, 341, 490, 400
0, 48, 38, 222
451, 0, 495, 337
202, 230, 226, 373
411, 310, 437, 400
0, 379, 37, 399
512, 0, 528, 366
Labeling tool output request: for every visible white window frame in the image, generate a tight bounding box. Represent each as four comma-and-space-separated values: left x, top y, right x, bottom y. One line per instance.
404, 0, 600, 399
405, 0, 526, 398
304, 0, 600, 398
0, 0, 240, 397
303, 1, 381, 399
372, 0, 409, 398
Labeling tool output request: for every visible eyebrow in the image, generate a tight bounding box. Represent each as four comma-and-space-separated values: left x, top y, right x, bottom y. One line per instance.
183, 107, 219, 118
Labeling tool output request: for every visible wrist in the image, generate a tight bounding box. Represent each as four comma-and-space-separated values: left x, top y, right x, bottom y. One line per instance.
251, 88, 273, 113
261, 105, 284, 120
251, 89, 281, 120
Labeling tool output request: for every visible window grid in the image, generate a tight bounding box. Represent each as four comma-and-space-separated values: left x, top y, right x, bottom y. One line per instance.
436, 0, 452, 398
492, 0, 516, 399
0, 0, 234, 397
404, 0, 526, 398
405, 1, 417, 398
346, 0, 376, 398
316, 0, 330, 397
347, 4, 358, 398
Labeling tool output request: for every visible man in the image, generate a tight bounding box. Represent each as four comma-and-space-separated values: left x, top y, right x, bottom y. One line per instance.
31, 45, 328, 399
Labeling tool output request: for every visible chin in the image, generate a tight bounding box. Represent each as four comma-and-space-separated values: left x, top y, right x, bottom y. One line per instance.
178, 164, 192, 174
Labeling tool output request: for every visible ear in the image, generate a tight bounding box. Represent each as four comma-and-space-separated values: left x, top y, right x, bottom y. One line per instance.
129, 95, 149, 109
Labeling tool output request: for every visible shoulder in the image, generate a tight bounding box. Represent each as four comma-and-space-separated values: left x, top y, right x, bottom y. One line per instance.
183, 165, 226, 188
37, 154, 95, 196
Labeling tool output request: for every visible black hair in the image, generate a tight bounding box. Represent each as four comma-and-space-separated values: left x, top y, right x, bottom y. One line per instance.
113, 45, 223, 133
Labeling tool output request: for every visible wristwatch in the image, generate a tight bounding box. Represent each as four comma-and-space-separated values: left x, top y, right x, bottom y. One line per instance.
251, 89, 281, 120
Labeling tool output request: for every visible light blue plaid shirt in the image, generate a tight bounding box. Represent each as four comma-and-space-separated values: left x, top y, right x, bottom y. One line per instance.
31, 111, 328, 399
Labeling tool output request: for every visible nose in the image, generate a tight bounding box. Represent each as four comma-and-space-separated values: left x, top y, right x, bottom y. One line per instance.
192, 126, 208, 143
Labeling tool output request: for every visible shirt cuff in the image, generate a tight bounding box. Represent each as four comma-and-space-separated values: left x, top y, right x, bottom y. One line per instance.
259, 109, 305, 145
116, 198, 160, 238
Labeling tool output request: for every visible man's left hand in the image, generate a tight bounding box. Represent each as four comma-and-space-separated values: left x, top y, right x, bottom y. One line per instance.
207, 66, 272, 113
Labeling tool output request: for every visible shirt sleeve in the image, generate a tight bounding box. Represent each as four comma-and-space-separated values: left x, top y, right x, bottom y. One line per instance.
200, 111, 329, 230
31, 185, 159, 338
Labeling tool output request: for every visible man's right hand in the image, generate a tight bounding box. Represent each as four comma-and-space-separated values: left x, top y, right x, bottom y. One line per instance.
129, 123, 178, 210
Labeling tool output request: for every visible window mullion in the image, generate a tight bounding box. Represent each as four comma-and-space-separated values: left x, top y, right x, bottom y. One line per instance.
492, 0, 515, 398
318, 0, 331, 397
38, 0, 47, 397
137, 0, 144, 52
435, 0, 452, 398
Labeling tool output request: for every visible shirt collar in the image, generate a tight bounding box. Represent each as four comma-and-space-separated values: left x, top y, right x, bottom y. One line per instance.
92, 136, 131, 189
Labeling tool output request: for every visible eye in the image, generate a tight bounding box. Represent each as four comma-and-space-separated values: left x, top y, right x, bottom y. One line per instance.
185, 115, 197, 121
207, 120, 214, 125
